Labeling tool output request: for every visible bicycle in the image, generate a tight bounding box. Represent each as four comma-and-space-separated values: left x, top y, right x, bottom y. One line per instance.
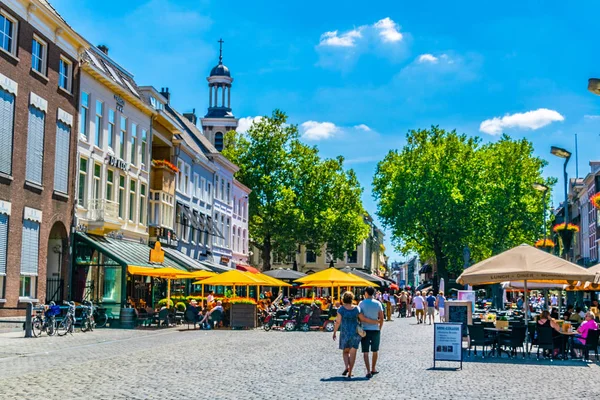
57, 301, 76, 336
81, 283, 112, 328
80, 301, 95, 332
32, 303, 60, 337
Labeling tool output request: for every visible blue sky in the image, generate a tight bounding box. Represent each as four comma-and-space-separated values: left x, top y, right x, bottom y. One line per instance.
53, 0, 600, 263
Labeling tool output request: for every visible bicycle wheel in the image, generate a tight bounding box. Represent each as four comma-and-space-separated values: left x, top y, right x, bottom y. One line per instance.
95, 313, 108, 328
81, 318, 89, 333
32, 318, 43, 337
47, 318, 57, 336
57, 317, 72, 336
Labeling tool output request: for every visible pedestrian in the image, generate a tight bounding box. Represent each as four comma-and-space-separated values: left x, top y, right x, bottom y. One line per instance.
436, 291, 446, 322
382, 291, 392, 321
388, 292, 396, 321
413, 291, 425, 324
359, 287, 384, 379
406, 291, 413, 318
426, 291, 436, 325
332, 291, 376, 380
397, 291, 407, 318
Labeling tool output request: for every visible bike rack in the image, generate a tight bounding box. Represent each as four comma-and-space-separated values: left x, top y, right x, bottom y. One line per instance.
0, 303, 34, 338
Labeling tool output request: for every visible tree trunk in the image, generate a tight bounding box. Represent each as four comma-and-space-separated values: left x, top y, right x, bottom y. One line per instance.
262, 235, 272, 271
435, 251, 448, 290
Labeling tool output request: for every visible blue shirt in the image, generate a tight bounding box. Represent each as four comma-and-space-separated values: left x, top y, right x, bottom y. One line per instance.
437, 295, 445, 308
359, 298, 383, 331
426, 295, 436, 307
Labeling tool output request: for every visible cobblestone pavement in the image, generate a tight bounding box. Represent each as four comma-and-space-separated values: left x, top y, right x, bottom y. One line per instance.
1, 316, 600, 399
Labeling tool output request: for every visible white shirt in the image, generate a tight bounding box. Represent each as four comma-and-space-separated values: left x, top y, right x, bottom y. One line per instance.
413, 296, 425, 309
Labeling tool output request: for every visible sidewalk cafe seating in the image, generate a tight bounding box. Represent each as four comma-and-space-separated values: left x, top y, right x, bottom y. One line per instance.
468, 324, 494, 357
572, 329, 600, 361
184, 305, 200, 330
498, 326, 527, 358
536, 327, 554, 360
153, 308, 171, 327
209, 309, 223, 329
137, 309, 155, 327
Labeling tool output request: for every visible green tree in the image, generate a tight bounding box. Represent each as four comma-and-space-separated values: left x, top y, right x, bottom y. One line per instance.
372, 127, 551, 283
224, 110, 369, 270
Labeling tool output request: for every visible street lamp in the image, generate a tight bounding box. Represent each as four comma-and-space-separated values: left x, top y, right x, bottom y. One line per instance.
532, 183, 549, 243
550, 146, 572, 258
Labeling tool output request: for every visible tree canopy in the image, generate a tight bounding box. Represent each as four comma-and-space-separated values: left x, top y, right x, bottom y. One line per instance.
372, 126, 552, 281
224, 110, 369, 270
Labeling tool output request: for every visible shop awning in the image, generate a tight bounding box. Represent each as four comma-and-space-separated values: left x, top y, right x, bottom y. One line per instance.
207, 216, 225, 239
163, 247, 211, 271
75, 232, 188, 271
419, 264, 432, 274
199, 259, 233, 273
236, 264, 260, 274
193, 210, 206, 231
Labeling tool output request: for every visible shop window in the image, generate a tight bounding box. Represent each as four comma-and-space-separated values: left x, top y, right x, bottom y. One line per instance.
102, 266, 122, 303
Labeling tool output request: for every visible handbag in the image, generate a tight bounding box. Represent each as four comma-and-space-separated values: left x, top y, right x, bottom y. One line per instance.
357, 323, 366, 338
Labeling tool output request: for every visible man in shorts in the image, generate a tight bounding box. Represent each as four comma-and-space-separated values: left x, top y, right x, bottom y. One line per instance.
359, 287, 384, 379
426, 291, 436, 325
436, 291, 446, 322
413, 291, 425, 324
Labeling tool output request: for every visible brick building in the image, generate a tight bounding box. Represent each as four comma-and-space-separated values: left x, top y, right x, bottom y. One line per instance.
0, 0, 85, 311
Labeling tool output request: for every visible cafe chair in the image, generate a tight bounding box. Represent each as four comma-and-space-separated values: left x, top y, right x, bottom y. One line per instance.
184, 306, 199, 330
468, 324, 494, 358
572, 329, 600, 361
498, 326, 527, 359
536, 327, 554, 360
209, 309, 224, 329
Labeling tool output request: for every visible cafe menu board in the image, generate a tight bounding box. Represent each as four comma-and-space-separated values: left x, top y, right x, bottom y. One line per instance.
445, 301, 472, 335
433, 323, 463, 369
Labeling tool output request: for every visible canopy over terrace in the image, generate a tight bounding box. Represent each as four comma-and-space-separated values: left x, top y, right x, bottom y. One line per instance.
566, 263, 600, 290
339, 267, 386, 286
196, 270, 283, 300
263, 268, 307, 280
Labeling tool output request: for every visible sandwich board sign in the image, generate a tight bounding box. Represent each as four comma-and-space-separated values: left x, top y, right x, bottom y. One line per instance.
433, 322, 463, 370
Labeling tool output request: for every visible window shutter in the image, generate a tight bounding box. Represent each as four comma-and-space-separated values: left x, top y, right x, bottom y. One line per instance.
53, 121, 70, 193
26, 106, 45, 184
0, 214, 7, 275
0, 89, 15, 175
20, 220, 39, 276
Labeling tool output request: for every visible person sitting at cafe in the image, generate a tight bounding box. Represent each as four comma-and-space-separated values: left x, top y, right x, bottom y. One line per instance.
199, 308, 211, 330
185, 300, 201, 324
570, 307, 583, 323
537, 310, 563, 358
563, 305, 574, 321
206, 291, 215, 304
201, 301, 224, 329
572, 311, 598, 358
550, 307, 559, 320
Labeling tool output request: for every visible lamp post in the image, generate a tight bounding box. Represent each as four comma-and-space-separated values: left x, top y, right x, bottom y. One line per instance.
550, 146, 572, 259
532, 182, 549, 244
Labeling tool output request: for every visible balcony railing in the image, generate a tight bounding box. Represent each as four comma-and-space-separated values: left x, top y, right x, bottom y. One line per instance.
87, 199, 119, 223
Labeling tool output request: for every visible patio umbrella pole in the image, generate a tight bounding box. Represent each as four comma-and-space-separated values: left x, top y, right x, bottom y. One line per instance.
167, 278, 171, 310
523, 279, 528, 345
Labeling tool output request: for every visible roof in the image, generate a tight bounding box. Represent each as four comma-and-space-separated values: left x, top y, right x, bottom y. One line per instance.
75, 233, 187, 270
204, 107, 236, 119
166, 105, 219, 154
38, 0, 71, 27
163, 247, 211, 271
210, 62, 230, 77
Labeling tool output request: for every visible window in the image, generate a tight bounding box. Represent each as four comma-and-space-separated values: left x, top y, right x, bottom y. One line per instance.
130, 123, 137, 164
0, 88, 15, 176
93, 163, 101, 200
107, 109, 115, 150
53, 121, 70, 194
58, 57, 72, 92
239, 199, 242, 217
120, 117, 126, 159
0, 212, 8, 299
141, 129, 147, 166
0, 10, 17, 56
177, 160, 184, 191
20, 219, 40, 299
214, 175, 219, 199
94, 101, 103, 147
233, 197, 237, 215
193, 173, 199, 198
139, 184, 146, 225
118, 175, 125, 218
243, 230, 247, 254
150, 96, 163, 110
25, 106, 45, 185
102, 266, 122, 303
226, 218, 230, 248
214, 131, 224, 151
129, 180, 136, 222
347, 249, 358, 264
220, 214, 225, 246
184, 164, 191, 195
221, 179, 225, 201
200, 177, 206, 200
79, 92, 89, 138
31, 36, 47, 75
226, 182, 230, 203
207, 182, 212, 200
106, 170, 114, 201
306, 249, 316, 263
78, 158, 87, 206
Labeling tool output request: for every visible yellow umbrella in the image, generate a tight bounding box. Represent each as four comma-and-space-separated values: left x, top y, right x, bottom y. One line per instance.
127, 266, 191, 309
199, 270, 272, 299
254, 273, 292, 288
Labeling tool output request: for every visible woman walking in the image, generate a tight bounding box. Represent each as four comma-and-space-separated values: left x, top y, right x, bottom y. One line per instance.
332, 291, 366, 380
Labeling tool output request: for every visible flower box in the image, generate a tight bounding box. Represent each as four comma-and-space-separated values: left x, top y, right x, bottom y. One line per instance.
495, 320, 509, 330
230, 303, 257, 328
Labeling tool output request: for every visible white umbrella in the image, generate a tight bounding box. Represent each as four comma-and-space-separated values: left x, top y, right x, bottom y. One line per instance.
439, 277, 445, 294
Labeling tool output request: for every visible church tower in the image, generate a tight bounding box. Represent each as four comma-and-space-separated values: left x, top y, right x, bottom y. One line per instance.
201, 39, 238, 152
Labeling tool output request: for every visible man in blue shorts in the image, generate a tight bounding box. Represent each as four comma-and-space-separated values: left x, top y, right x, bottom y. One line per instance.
359, 287, 384, 379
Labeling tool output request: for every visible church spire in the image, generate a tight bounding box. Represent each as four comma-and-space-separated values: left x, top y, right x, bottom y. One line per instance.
218, 38, 224, 64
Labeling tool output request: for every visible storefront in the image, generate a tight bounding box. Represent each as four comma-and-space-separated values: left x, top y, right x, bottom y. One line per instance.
71, 232, 188, 314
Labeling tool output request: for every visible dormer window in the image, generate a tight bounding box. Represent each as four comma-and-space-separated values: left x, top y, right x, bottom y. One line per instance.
150, 96, 163, 110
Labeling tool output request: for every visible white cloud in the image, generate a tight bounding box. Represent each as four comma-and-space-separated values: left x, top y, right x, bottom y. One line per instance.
354, 124, 371, 131
418, 54, 438, 63
479, 108, 565, 135
373, 17, 403, 42
237, 116, 263, 133
319, 29, 362, 47
301, 121, 339, 140
584, 114, 600, 120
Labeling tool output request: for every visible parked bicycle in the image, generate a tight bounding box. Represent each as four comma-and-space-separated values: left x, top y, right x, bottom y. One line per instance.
82, 283, 113, 328
32, 302, 60, 337
57, 301, 76, 336
80, 300, 95, 332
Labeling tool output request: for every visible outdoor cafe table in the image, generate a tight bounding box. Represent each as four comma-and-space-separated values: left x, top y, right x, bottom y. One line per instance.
558, 331, 580, 359
484, 327, 512, 357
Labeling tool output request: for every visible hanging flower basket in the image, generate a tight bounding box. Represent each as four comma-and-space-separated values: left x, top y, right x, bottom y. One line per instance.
152, 159, 179, 173
591, 193, 600, 210
552, 223, 579, 233
534, 239, 555, 249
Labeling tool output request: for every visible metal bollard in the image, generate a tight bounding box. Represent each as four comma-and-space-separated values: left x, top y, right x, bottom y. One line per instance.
24, 302, 33, 338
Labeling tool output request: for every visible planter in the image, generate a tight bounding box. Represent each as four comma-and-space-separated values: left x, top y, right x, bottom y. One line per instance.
495, 320, 509, 330
230, 303, 257, 328
559, 230, 575, 256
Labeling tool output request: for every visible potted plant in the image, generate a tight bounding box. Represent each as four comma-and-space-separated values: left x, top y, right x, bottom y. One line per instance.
591, 193, 600, 210
495, 316, 509, 330
151, 159, 179, 173
229, 298, 258, 329
553, 223, 579, 256
534, 238, 555, 253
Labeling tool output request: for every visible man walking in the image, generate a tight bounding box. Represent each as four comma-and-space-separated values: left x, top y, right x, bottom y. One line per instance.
413, 291, 425, 324
382, 291, 392, 321
426, 291, 436, 325
359, 287, 384, 379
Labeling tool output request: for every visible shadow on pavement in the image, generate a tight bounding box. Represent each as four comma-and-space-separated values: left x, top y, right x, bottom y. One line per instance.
320, 376, 370, 382
463, 356, 592, 367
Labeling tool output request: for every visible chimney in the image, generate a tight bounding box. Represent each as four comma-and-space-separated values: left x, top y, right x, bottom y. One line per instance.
159, 87, 170, 104
183, 108, 197, 125
98, 45, 109, 55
